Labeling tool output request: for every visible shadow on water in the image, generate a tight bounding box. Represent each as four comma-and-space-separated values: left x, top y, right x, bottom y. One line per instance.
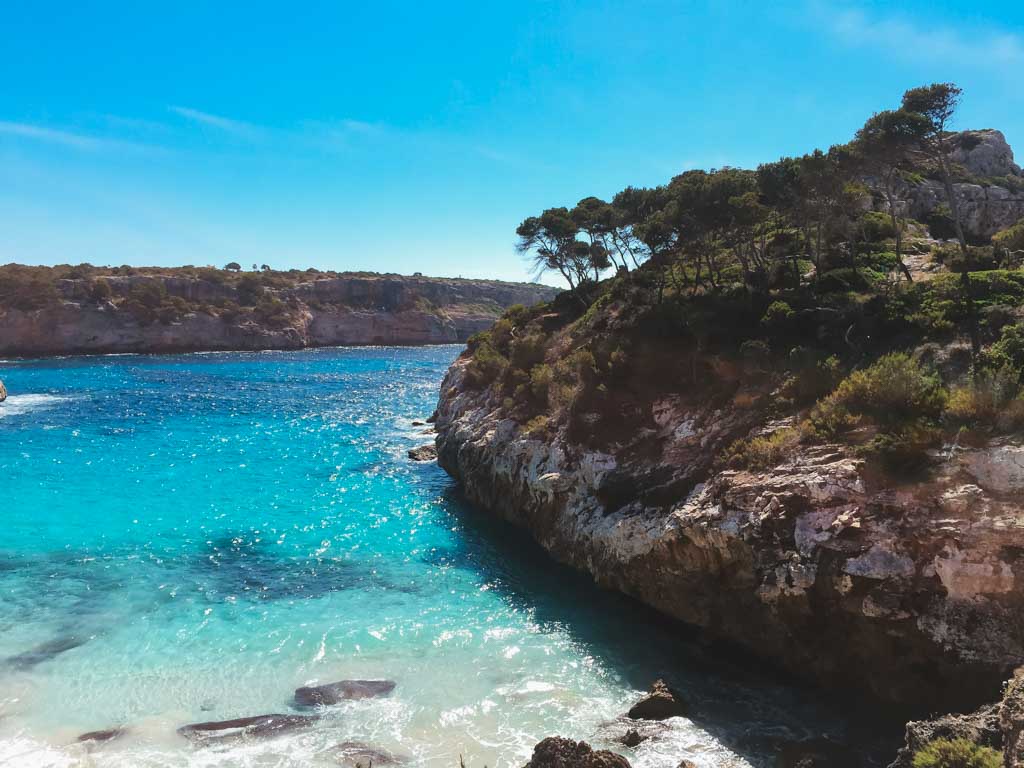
430, 487, 902, 768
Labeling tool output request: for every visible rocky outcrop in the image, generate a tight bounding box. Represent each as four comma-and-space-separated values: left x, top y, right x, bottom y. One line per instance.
0, 379, 6, 402
879, 129, 1024, 240
522, 737, 631, 768
952, 130, 1022, 178
435, 356, 1024, 712
0, 274, 557, 357
408, 444, 438, 462
625, 679, 688, 721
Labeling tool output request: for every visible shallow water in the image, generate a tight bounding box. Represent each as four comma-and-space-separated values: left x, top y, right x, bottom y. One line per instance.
0, 348, 893, 767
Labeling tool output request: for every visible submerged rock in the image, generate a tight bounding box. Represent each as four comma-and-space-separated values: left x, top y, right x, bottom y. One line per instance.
626, 680, 687, 721
597, 717, 670, 747
7, 634, 86, 670
522, 737, 631, 768
407, 444, 437, 462
331, 740, 407, 766
294, 678, 396, 707
177, 713, 319, 743
76, 727, 125, 744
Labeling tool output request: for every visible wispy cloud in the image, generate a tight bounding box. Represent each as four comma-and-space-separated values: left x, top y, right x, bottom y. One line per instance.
168, 105, 263, 138
0, 120, 157, 153
816, 2, 1024, 69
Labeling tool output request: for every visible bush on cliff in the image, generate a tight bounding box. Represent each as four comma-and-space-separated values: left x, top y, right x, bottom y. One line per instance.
911, 738, 1001, 768
808, 353, 946, 437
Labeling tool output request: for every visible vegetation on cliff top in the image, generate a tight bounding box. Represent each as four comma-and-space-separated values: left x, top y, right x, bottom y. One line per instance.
0, 263, 549, 329
462, 83, 1024, 478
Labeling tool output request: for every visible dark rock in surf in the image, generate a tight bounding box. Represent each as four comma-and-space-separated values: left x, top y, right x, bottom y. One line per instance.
626, 679, 687, 721
412, 420, 426, 426
77, 727, 125, 744
332, 740, 407, 766
523, 737, 631, 768
177, 713, 319, 743
294, 678, 396, 707
407, 444, 437, 462
619, 730, 643, 748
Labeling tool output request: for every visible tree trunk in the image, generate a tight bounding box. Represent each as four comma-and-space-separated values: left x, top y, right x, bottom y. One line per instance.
937, 149, 981, 360
884, 177, 913, 282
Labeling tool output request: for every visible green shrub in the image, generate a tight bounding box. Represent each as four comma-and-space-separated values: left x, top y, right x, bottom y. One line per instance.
945, 367, 1024, 431
529, 364, 554, 403
465, 341, 508, 389
784, 352, 842, 405
993, 217, 1024, 260
761, 300, 795, 331
986, 322, 1024, 372
911, 738, 1001, 768
858, 425, 941, 474
860, 211, 897, 241
89, 279, 113, 301
509, 332, 547, 372
725, 427, 800, 470
826, 353, 946, 428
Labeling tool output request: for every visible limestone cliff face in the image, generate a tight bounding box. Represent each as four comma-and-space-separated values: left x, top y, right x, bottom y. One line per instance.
0, 275, 557, 356
435, 355, 1024, 712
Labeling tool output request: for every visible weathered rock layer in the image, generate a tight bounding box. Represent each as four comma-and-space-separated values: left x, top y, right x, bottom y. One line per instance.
435, 356, 1024, 712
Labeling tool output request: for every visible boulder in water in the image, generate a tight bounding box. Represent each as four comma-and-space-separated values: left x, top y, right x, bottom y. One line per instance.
331, 740, 407, 766
177, 713, 319, 743
407, 444, 437, 462
626, 679, 687, 720
522, 737, 631, 768
0, 379, 6, 402
294, 678, 396, 707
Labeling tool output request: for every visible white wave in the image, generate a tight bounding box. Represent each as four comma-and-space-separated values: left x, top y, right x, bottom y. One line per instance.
0, 394, 72, 418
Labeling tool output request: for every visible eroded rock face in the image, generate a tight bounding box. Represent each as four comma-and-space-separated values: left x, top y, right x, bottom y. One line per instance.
435, 356, 1024, 711
522, 737, 631, 768
294, 679, 396, 707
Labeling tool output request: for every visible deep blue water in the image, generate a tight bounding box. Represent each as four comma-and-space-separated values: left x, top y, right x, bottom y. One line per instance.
0, 348, 891, 767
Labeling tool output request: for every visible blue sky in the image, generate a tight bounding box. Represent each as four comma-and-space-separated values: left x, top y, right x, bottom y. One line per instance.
1, 1, 1021, 283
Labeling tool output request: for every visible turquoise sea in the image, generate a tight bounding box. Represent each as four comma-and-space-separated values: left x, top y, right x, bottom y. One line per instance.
0, 347, 889, 767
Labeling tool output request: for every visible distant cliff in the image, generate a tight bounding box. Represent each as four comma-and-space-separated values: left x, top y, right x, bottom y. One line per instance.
0, 268, 558, 356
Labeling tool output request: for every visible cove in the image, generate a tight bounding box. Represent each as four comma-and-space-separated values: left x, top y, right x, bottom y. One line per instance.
0, 347, 893, 767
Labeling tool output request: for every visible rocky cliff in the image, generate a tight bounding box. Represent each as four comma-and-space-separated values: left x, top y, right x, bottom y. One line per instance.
0, 272, 557, 356
893, 130, 1024, 240
435, 356, 1024, 713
